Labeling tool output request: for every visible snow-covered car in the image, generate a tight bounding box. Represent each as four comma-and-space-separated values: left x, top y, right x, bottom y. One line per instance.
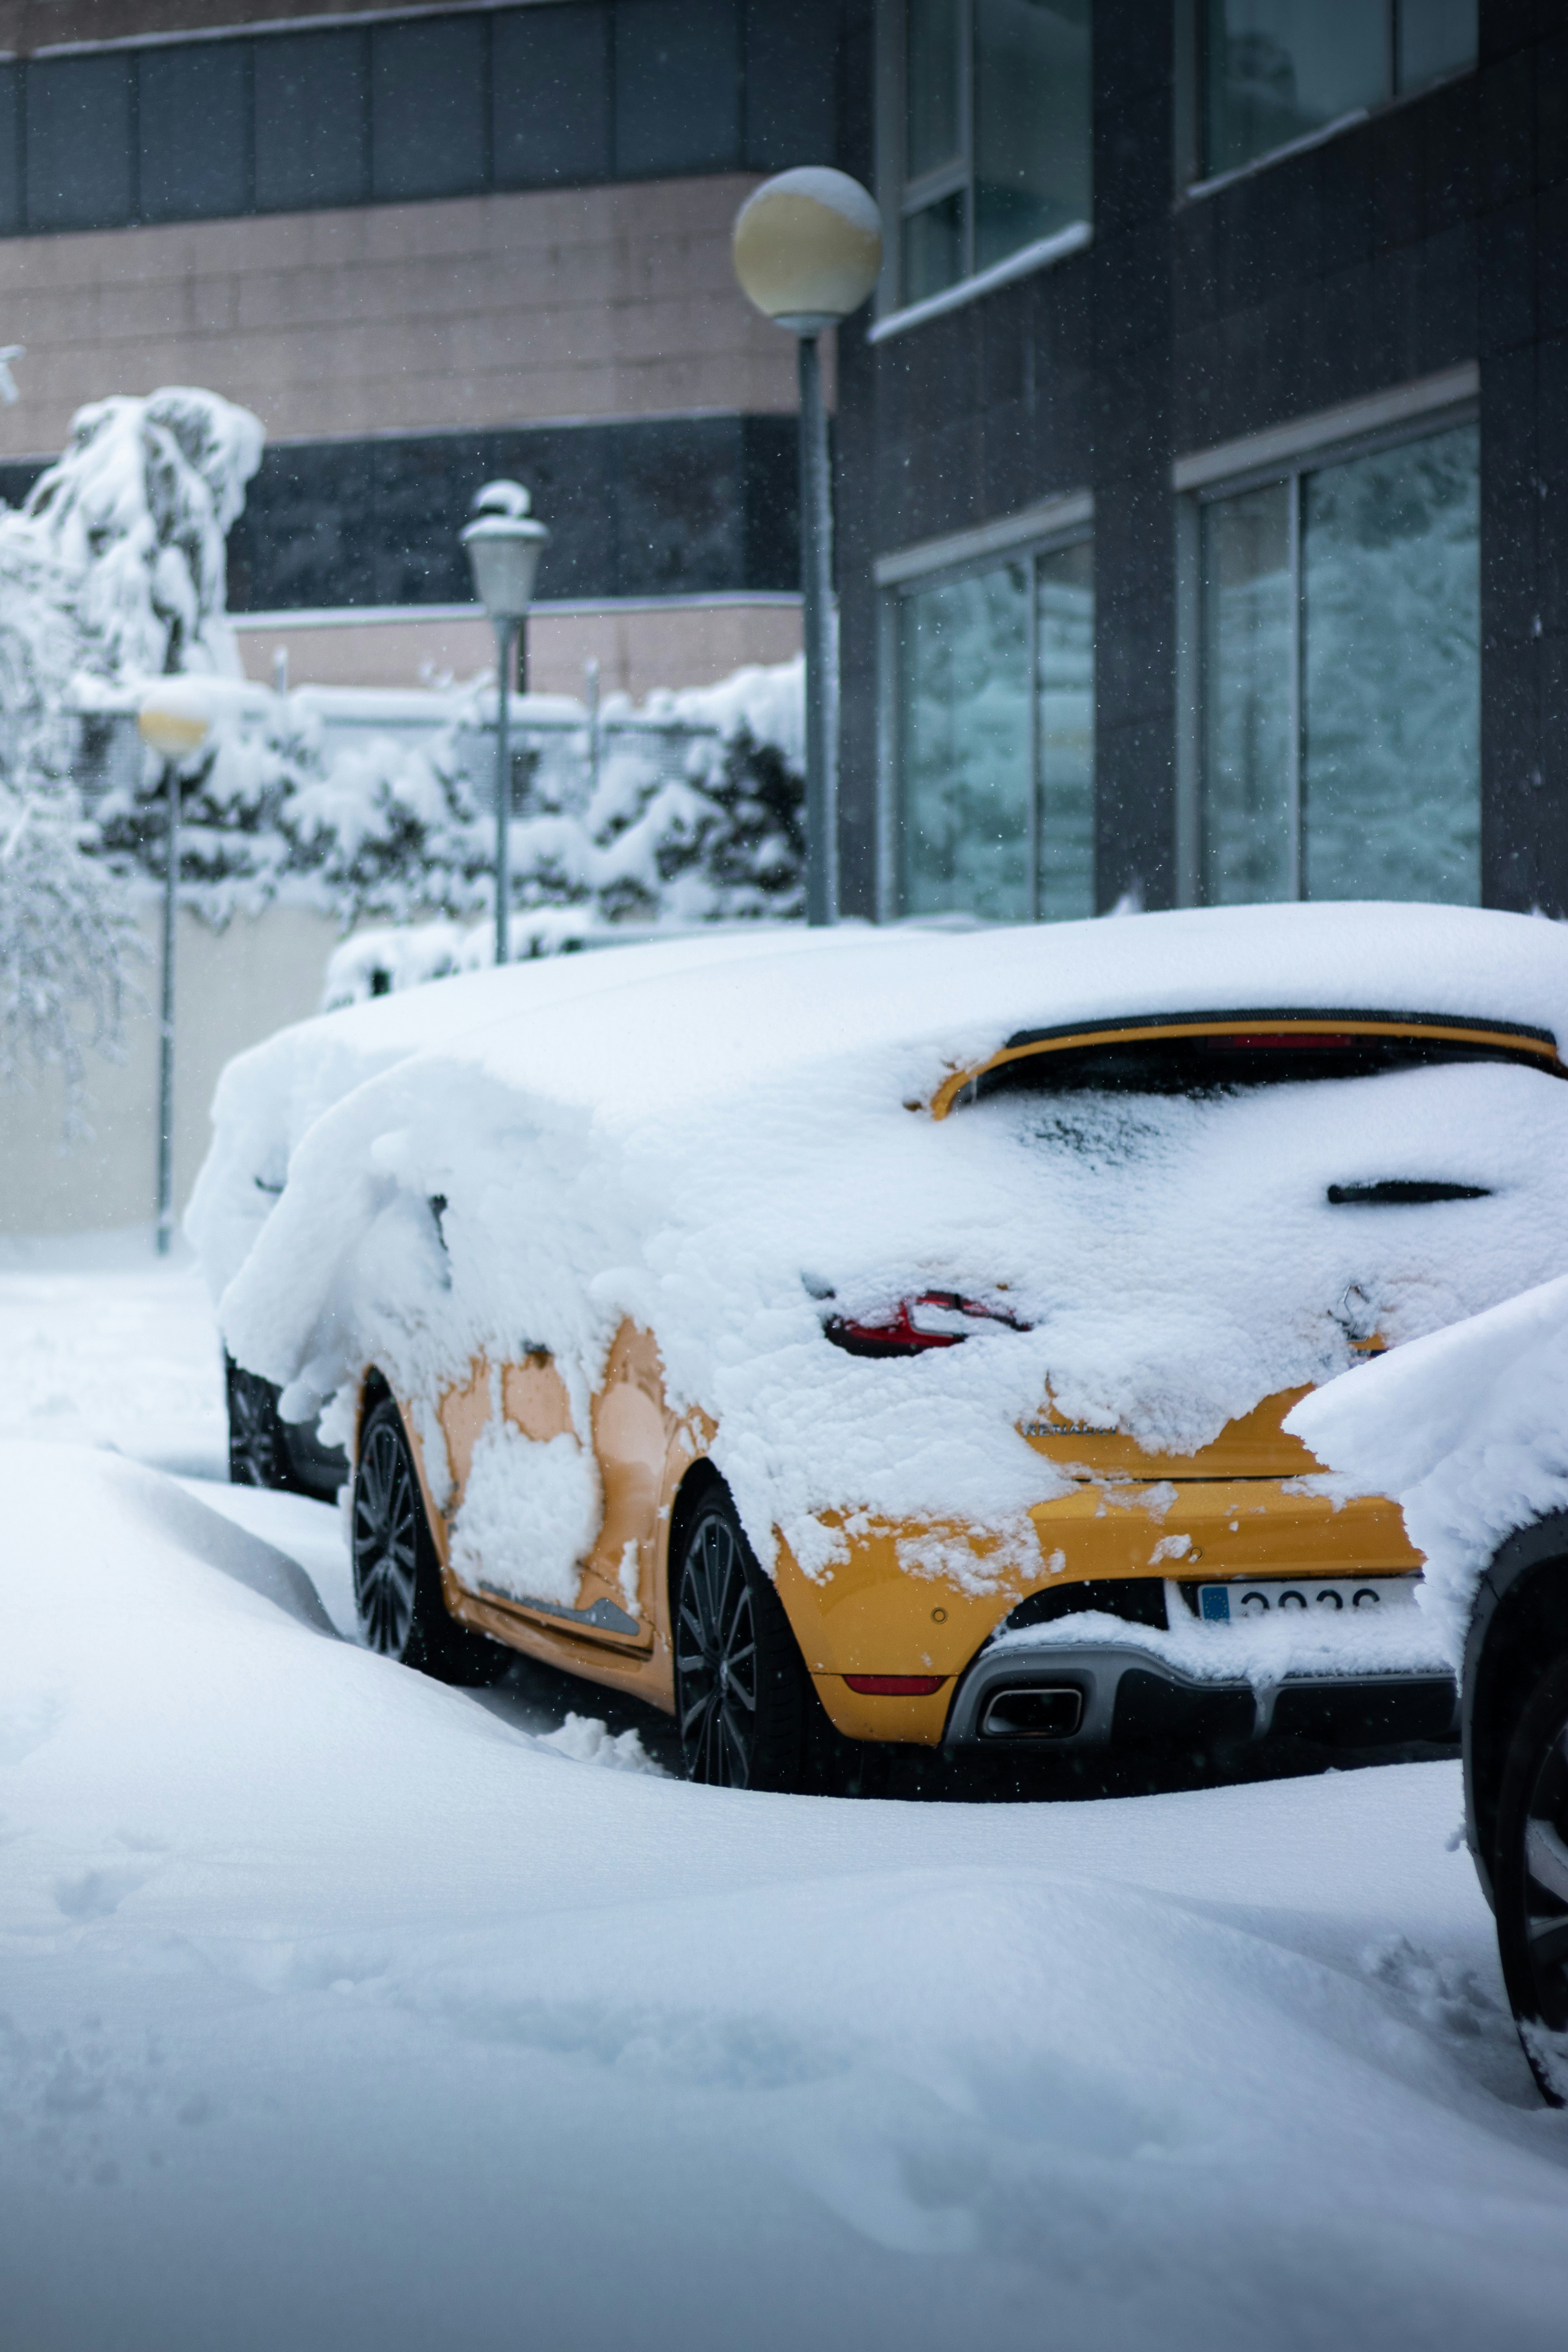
1289, 1272, 1568, 2103
189, 903, 1568, 1792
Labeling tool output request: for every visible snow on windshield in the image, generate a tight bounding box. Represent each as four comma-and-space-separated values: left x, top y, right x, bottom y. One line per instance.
191, 905, 1568, 1602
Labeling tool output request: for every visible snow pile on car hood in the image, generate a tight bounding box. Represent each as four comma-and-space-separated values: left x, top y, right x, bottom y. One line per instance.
191, 902, 1568, 1598
1288, 1272, 1568, 1663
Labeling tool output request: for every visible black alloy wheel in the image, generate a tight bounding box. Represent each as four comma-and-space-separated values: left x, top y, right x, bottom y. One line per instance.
226, 1356, 291, 1490
351, 1395, 505, 1687
673, 1487, 810, 1791
1494, 1655, 1568, 2103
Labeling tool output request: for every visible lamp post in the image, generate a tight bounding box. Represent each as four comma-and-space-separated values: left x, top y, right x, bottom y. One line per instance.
462, 480, 549, 968
732, 168, 882, 926
137, 680, 212, 1257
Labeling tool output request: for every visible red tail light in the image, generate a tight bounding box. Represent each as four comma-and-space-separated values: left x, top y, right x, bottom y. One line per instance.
844, 1674, 948, 1696
825, 1290, 1030, 1358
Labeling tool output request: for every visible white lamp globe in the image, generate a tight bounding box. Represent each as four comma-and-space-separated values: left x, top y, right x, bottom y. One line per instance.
137, 677, 214, 759
732, 167, 883, 331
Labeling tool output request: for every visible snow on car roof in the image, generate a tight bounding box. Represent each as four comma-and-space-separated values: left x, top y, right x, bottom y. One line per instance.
261, 900, 1568, 1131
193, 902, 1568, 1658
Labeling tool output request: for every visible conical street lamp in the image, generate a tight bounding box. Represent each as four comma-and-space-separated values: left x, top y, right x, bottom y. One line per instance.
732, 169, 882, 926
462, 480, 549, 968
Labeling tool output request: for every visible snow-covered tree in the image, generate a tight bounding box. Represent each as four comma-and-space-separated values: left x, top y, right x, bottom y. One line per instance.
0, 384, 262, 1122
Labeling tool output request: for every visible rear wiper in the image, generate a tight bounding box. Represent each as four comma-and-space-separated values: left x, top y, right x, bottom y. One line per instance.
1327, 1180, 1491, 1206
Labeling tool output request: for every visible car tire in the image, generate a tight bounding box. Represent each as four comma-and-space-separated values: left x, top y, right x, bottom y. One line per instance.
226, 1355, 292, 1490
1492, 1651, 1568, 2104
673, 1485, 812, 1792
352, 1395, 507, 1689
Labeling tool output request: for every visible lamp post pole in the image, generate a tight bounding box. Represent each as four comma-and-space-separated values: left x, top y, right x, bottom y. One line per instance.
462, 481, 548, 971
156, 753, 178, 1254
731, 169, 882, 929
492, 616, 520, 969
796, 329, 835, 926
138, 686, 212, 1257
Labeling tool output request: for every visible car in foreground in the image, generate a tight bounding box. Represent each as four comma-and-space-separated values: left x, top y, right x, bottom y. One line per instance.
190, 903, 1568, 1792
1290, 1269, 1568, 2102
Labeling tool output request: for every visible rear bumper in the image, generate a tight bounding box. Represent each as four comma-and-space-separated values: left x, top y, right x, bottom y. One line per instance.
944, 1641, 1458, 1751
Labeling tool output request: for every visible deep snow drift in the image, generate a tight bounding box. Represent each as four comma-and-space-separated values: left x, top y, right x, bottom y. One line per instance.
3, 1435, 1568, 2352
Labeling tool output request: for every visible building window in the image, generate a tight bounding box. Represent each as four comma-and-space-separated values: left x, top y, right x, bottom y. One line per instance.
1198, 419, 1478, 907
896, 536, 1094, 922
0, 2, 835, 240
898, 0, 1091, 307
1201, 0, 1476, 181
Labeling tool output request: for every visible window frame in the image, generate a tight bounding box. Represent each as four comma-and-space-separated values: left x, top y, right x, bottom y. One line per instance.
876, 498, 1096, 924
1179, 0, 1477, 197
1175, 387, 1480, 911
874, 0, 1093, 331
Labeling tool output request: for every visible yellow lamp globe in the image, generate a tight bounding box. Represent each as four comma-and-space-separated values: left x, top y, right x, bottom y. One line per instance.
732, 167, 883, 331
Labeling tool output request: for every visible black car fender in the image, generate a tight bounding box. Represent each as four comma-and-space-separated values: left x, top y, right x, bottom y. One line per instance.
1463, 1513, 1568, 1910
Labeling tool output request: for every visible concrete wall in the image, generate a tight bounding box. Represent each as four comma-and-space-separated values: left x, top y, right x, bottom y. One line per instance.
0, 899, 341, 1236
0, 173, 804, 457
231, 598, 803, 699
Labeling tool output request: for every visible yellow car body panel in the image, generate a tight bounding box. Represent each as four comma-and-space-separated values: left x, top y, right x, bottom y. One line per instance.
360, 1009, 1550, 1749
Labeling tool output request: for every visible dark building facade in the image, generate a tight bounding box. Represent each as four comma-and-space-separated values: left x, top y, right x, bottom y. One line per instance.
834, 2, 1568, 927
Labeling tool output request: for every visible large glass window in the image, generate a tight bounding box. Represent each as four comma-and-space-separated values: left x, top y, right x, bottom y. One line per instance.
900, 0, 1090, 307
614, 0, 741, 178
139, 42, 251, 225
1199, 421, 1479, 908
493, 5, 612, 188
898, 538, 1095, 922
26, 56, 134, 233
254, 31, 370, 214
1202, 0, 1476, 180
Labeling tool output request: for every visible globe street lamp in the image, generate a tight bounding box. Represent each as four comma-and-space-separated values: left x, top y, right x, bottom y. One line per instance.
138, 679, 213, 1257
462, 480, 549, 968
732, 168, 882, 926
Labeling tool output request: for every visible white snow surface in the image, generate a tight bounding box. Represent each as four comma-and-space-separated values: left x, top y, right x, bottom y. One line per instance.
4, 1433, 1568, 2348
193, 902, 1568, 1671
1288, 1270, 1568, 1663
4, 1236, 1568, 2346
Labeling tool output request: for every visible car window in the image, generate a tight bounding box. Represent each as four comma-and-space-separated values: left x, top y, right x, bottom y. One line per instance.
969, 1031, 1562, 1101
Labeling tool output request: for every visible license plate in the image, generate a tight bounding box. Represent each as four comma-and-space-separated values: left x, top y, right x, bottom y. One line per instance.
1194, 1574, 1419, 1624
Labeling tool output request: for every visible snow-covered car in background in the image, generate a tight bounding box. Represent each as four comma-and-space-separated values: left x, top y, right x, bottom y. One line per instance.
189, 903, 1568, 1792
1291, 1272, 1568, 2102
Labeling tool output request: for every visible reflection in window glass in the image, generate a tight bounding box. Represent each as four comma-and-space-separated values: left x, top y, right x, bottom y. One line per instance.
1398, 0, 1478, 93
1201, 483, 1293, 904
903, 191, 966, 305
1204, 0, 1476, 177
906, 0, 962, 179
902, 563, 1033, 922
1303, 426, 1479, 904
1036, 539, 1096, 922
1204, 0, 1385, 178
900, 0, 1091, 305
1198, 423, 1479, 910
899, 544, 1095, 922
974, 0, 1091, 272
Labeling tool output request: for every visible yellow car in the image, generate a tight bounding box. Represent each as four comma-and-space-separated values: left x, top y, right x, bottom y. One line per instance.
193, 905, 1568, 1790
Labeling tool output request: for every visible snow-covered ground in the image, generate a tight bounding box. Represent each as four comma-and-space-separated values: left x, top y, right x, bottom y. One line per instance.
3, 1238, 1568, 2350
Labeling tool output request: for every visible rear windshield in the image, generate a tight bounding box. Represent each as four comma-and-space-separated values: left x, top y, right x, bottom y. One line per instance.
971, 1031, 1562, 1100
